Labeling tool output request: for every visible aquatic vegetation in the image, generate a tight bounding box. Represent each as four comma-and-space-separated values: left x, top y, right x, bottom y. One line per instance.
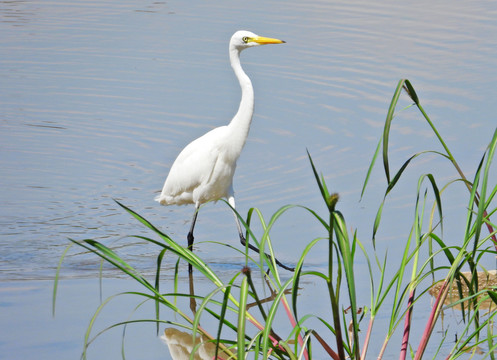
55, 79, 497, 359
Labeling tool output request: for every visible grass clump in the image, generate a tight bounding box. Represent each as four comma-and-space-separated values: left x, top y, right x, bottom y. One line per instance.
55, 79, 497, 359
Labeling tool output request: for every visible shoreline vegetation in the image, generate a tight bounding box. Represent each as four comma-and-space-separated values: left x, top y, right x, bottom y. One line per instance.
55, 79, 497, 359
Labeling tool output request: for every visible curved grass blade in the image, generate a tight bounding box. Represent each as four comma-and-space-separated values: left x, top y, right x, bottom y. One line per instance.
291, 237, 325, 321
383, 79, 408, 183
53, 242, 73, 316
115, 200, 224, 286
361, 137, 382, 200
306, 149, 331, 209
261, 277, 294, 357
155, 248, 167, 335
372, 200, 385, 247
237, 275, 249, 359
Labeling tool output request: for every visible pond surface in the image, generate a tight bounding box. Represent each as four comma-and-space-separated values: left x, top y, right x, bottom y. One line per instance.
1, 0, 497, 359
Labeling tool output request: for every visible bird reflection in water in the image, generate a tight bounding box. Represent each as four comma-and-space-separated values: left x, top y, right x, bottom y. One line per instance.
429, 270, 497, 311
161, 328, 230, 360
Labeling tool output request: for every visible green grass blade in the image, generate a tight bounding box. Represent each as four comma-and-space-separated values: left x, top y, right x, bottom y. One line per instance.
53, 242, 73, 316
155, 248, 167, 335
385, 154, 418, 195
214, 277, 238, 360
361, 137, 382, 200
237, 275, 249, 359
332, 210, 360, 358
372, 200, 385, 246
261, 277, 294, 358
307, 149, 331, 209
383, 79, 408, 183
84, 239, 152, 287
291, 237, 325, 321
116, 200, 227, 287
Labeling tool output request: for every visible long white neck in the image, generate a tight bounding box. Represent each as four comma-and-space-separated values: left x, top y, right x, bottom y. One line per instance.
227, 47, 254, 155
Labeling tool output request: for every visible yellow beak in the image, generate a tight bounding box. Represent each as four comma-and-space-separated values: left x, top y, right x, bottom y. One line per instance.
251, 36, 285, 45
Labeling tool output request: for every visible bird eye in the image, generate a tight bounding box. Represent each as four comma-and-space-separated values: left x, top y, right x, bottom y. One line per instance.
242, 36, 249, 43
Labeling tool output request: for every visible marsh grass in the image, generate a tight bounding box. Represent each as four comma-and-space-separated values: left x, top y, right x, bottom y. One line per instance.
54, 79, 497, 359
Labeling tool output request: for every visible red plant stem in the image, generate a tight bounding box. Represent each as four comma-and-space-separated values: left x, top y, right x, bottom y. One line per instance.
483, 211, 497, 246
399, 289, 416, 360
244, 296, 308, 358
247, 316, 285, 352
414, 280, 449, 360
360, 317, 374, 360
312, 330, 341, 360
281, 295, 309, 360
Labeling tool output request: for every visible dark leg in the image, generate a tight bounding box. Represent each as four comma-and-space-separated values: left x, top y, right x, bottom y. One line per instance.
239, 230, 294, 271
187, 206, 199, 274
189, 265, 197, 315
229, 196, 294, 272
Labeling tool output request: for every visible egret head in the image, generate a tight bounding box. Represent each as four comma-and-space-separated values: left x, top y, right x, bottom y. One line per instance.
230, 30, 285, 52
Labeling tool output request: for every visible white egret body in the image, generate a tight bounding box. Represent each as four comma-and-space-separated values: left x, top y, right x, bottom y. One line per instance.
155, 30, 293, 271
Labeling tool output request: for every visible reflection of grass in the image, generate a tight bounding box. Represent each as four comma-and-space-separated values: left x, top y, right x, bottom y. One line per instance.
54, 79, 497, 359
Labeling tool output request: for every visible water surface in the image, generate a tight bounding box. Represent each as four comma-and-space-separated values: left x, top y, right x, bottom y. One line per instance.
1, 0, 496, 358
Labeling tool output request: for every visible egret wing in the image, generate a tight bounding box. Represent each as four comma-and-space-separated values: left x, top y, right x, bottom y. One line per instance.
157, 127, 226, 205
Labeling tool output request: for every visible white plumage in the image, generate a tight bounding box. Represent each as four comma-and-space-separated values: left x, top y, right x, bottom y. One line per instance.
156, 126, 238, 206
156, 30, 293, 271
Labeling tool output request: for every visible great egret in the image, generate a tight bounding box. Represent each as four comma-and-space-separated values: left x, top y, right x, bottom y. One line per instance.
155, 30, 293, 271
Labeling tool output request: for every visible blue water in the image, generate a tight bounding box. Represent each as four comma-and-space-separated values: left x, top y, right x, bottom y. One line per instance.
1, 0, 496, 358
